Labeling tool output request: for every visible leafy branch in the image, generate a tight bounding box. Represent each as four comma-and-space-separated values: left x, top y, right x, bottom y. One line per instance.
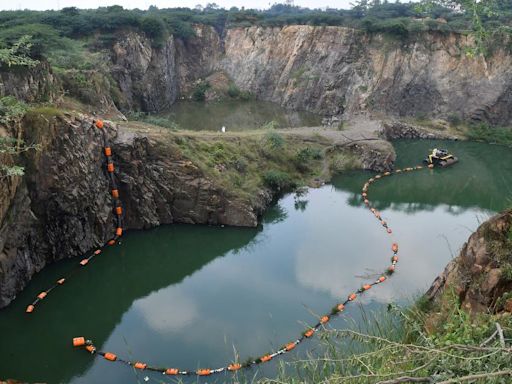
418, 0, 498, 55
0, 35, 39, 68
0, 97, 40, 179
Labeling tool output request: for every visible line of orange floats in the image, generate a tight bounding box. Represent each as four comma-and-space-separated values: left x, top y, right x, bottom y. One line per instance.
70, 148, 435, 376
25, 120, 124, 314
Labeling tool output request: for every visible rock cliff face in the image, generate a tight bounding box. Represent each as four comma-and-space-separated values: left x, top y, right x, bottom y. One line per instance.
220, 26, 512, 124
0, 113, 266, 308
0, 61, 60, 102
2, 24, 512, 309
380, 120, 460, 140
427, 210, 512, 314
108, 26, 222, 112
111, 33, 179, 112
5, 26, 511, 124
0, 109, 398, 308
97, 25, 512, 125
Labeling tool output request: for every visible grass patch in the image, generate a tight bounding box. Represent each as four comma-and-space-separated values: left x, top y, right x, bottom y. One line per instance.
259, 293, 512, 384
25, 106, 63, 120
263, 130, 284, 150
262, 170, 296, 192
328, 150, 361, 173
164, 130, 327, 203
464, 123, 512, 146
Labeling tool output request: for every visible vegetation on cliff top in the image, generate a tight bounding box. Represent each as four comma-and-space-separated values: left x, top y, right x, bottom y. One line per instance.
0, 97, 43, 178
124, 121, 363, 202
0, 0, 510, 66
160, 128, 326, 199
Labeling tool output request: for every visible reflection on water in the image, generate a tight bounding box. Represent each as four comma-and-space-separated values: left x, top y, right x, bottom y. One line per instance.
155, 100, 322, 131
0, 140, 511, 383
336, 140, 512, 213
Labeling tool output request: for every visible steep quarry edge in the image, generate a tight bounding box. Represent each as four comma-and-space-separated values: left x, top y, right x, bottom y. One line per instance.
426, 210, 512, 320
0, 113, 394, 308
4, 25, 512, 126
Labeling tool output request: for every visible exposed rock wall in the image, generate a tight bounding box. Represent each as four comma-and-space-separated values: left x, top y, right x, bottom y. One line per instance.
344, 140, 396, 172
110, 32, 179, 112
0, 114, 110, 308
220, 26, 512, 125
113, 129, 265, 229
0, 114, 266, 307
3, 26, 512, 125
426, 210, 512, 314
0, 61, 60, 102
174, 26, 223, 95
108, 26, 222, 112
380, 120, 460, 140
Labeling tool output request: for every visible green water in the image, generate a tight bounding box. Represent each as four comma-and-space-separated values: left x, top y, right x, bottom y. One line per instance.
0, 140, 511, 383
153, 100, 322, 131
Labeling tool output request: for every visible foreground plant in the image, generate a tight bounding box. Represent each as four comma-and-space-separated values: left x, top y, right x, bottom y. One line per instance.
258, 299, 512, 384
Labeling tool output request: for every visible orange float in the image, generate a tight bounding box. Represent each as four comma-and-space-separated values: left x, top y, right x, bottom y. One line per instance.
73, 337, 86, 347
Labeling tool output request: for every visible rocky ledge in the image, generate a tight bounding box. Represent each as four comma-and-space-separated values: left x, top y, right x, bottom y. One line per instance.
0, 114, 267, 308
0, 113, 397, 308
380, 120, 460, 141
426, 209, 512, 314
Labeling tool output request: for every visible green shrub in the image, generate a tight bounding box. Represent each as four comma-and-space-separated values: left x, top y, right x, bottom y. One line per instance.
263, 130, 285, 150
231, 157, 248, 173
0, 24, 61, 58
167, 18, 196, 40
407, 20, 428, 34
262, 170, 296, 192
0, 35, 39, 68
211, 142, 227, 161
144, 117, 180, 130
0, 96, 27, 125
141, 16, 167, 47
379, 19, 409, 37
191, 81, 210, 101
239, 90, 253, 101
47, 39, 101, 70
227, 83, 241, 98
262, 120, 278, 130
262, 120, 280, 130
502, 263, 512, 282
294, 146, 322, 172
446, 113, 462, 126
465, 123, 512, 146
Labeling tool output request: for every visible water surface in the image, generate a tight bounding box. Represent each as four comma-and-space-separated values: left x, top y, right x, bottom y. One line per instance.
153, 100, 322, 131
0, 139, 511, 383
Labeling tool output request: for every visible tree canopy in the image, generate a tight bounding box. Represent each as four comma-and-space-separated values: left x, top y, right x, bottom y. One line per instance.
0, 1, 508, 64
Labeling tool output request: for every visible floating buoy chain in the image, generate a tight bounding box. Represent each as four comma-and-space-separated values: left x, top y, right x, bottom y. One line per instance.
72, 162, 433, 376
25, 120, 124, 314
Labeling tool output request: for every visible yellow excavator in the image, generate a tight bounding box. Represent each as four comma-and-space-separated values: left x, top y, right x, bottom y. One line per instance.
423, 148, 458, 168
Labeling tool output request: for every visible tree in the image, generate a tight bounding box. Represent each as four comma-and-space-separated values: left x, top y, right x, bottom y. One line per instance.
0, 97, 40, 179
418, 0, 498, 54
141, 16, 166, 45
0, 35, 39, 68
61, 7, 79, 17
